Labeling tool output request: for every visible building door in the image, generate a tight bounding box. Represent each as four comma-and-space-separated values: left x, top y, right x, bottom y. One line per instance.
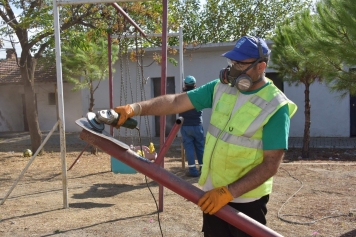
152, 77, 176, 137
350, 96, 356, 136
265, 72, 284, 91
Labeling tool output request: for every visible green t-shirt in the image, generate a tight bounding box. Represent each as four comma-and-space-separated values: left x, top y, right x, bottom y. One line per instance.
187, 79, 290, 150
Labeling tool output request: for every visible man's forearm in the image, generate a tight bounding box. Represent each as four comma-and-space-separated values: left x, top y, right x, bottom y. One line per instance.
227, 149, 284, 198
137, 93, 194, 116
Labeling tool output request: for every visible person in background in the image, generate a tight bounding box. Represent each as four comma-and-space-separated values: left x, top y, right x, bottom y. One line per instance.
113, 35, 297, 236
179, 75, 205, 177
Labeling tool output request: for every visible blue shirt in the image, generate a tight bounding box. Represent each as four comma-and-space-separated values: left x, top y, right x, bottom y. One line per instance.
179, 87, 203, 126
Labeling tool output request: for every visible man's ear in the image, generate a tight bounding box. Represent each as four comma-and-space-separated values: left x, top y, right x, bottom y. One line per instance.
258, 61, 267, 73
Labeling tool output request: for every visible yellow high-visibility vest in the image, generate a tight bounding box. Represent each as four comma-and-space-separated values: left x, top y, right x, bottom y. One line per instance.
198, 80, 297, 198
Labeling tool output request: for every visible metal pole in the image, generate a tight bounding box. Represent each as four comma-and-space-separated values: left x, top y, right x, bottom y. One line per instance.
108, 33, 114, 136
1, 121, 59, 205
111, 3, 147, 37
178, 26, 184, 166
67, 143, 90, 171
78, 129, 284, 237
111, 33, 179, 39
53, 0, 68, 208
179, 26, 184, 88
57, 0, 146, 5
159, 0, 168, 212
154, 117, 183, 165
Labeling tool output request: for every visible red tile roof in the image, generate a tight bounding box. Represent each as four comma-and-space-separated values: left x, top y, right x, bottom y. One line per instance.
0, 57, 57, 84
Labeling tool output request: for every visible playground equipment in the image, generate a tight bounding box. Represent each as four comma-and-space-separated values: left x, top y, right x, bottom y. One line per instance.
75, 117, 283, 237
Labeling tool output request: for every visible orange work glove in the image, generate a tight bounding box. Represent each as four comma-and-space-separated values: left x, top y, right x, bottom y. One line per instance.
113, 104, 134, 128
197, 186, 234, 215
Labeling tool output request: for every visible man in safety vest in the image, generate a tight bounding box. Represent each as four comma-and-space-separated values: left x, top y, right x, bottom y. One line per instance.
113, 35, 297, 237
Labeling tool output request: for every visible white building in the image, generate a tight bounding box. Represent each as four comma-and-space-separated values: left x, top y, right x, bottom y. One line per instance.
0, 43, 352, 137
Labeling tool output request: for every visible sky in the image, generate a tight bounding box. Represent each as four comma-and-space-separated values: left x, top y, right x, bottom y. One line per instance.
0, 5, 22, 59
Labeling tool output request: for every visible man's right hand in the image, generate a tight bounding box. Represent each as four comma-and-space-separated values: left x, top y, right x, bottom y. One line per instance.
113, 104, 134, 128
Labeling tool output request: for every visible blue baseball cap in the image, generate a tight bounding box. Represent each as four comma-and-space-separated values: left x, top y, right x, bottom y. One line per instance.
184, 75, 196, 85
222, 36, 270, 61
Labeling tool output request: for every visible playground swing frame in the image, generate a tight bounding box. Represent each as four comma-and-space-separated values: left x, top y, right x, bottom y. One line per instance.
53, 0, 170, 209
50, 0, 284, 236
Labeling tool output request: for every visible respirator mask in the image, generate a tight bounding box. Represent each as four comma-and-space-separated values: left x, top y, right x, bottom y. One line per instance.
219, 37, 269, 92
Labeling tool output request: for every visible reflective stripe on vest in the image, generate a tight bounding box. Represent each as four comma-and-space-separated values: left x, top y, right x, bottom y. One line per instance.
208, 124, 262, 149
208, 84, 293, 141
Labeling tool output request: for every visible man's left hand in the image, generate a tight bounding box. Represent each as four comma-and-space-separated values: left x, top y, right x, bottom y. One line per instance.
197, 186, 233, 215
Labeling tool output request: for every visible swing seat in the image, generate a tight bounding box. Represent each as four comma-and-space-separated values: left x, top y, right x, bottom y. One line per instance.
131, 145, 157, 161
111, 146, 157, 174
111, 157, 137, 174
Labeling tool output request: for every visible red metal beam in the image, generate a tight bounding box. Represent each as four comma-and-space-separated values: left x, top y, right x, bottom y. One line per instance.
111, 3, 147, 37
154, 117, 183, 165
67, 143, 90, 171
79, 129, 283, 237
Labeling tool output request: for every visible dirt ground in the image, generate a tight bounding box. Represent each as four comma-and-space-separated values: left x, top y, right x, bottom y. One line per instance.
0, 136, 355, 237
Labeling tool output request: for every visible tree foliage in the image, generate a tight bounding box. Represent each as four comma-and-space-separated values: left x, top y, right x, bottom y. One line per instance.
270, 10, 341, 158
167, 0, 201, 45
195, 0, 312, 43
271, 11, 339, 85
0, 0, 123, 153
62, 36, 119, 155
270, 0, 356, 157
309, 0, 356, 96
62, 36, 118, 107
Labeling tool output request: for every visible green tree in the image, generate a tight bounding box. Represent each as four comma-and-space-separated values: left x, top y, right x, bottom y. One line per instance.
270, 10, 341, 158
0, 0, 116, 154
62, 36, 118, 155
197, 0, 312, 43
168, 0, 201, 45
309, 0, 356, 96
62, 36, 119, 112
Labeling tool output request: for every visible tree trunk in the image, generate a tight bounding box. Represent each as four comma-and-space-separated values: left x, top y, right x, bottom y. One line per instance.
302, 82, 311, 158
89, 82, 98, 155
89, 82, 95, 112
20, 53, 43, 155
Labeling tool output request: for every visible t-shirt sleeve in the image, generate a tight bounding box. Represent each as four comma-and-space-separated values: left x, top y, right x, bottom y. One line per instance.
187, 79, 218, 111
262, 104, 290, 150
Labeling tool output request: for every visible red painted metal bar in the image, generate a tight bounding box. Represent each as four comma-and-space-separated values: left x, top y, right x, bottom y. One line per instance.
159, 0, 168, 212
78, 129, 283, 237
67, 143, 90, 171
111, 3, 147, 37
154, 117, 183, 165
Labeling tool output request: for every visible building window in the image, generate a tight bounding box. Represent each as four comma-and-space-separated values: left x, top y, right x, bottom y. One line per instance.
48, 93, 56, 105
